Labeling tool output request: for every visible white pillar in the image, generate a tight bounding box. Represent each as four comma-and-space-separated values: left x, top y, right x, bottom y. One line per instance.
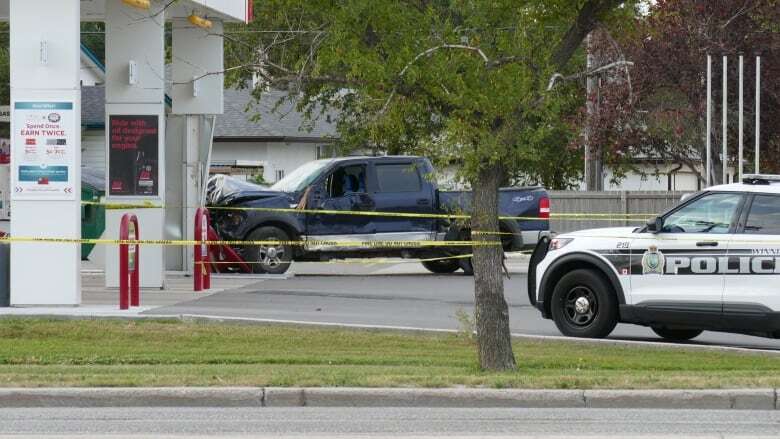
171, 18, 225, 273
103, 0, 166, 288
9, 0, 81, 305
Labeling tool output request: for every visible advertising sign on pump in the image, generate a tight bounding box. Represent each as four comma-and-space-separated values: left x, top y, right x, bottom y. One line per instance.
11, 101, 76, 200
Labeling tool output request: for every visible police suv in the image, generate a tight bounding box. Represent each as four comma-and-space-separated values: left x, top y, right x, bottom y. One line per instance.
529, 175, 780, 341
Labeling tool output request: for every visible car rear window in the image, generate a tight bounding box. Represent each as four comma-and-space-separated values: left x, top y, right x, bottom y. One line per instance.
744, 195, 780, 235
375, 164, 421, 193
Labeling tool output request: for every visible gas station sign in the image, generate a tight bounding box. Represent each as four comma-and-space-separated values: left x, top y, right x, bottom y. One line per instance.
108, 115, 159, 197
11, 101, 77, 200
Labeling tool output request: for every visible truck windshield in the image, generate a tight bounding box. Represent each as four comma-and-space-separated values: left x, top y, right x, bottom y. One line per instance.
270, 160, 332, 193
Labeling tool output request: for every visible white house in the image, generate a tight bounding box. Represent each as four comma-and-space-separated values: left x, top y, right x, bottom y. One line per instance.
211, 88, 337, 184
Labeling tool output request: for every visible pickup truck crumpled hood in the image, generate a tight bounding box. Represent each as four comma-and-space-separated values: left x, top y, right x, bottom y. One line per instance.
218, 190, 293, 206
561, 227, 638, 239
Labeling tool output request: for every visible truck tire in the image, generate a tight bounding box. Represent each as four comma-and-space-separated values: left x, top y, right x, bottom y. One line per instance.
244, 226, 293, 275
550, 269, 618, 338
421, 258, 460, 274
454, 228, 474, 275
458, 258, 474, 275
651, 327, 702, 341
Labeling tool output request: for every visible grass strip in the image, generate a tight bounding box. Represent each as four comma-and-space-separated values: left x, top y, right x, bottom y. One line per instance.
0, 318, 777, 388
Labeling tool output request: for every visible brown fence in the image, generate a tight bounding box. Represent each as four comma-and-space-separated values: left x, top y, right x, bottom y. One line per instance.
549, 191, 690, 234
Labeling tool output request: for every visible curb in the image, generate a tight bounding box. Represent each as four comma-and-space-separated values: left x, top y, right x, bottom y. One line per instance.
0, 388, 777, 410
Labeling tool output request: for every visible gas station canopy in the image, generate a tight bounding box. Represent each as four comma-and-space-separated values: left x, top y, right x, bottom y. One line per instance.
2, 0, 248, 306
0, 0, 253, 23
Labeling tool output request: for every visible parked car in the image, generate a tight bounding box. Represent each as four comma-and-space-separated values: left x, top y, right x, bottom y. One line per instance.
209, 156, 550, 274
529, 174, 780, 341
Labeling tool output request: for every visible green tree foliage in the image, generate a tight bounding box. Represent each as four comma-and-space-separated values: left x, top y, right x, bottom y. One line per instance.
0, 22, 9, 106
225, 0, 633, 370
225, 1, 614, 189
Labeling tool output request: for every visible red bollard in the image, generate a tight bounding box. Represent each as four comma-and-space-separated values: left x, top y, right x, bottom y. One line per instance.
194, 207, 211, 291
119, 213, 140, 310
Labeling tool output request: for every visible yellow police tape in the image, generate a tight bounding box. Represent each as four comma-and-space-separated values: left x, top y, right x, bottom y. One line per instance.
199, 253, 478, 266
81, 200, 654, 221
195, 250, 531, 267
0, 236, 499, 248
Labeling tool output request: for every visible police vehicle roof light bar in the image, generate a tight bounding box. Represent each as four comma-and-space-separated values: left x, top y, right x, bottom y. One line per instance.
742, 174, 780, 185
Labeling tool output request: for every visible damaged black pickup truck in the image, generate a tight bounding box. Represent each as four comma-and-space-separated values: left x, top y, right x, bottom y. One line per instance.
207, 156, 550, 275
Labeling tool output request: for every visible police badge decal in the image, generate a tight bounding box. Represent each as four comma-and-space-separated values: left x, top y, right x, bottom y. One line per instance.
642, 245, 665, 275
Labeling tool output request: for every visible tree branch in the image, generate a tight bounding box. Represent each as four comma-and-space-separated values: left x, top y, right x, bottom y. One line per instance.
398, 44, 489, 77
549, 0, 624, 70
380, 44, 490, 115
547, 60, 634, 90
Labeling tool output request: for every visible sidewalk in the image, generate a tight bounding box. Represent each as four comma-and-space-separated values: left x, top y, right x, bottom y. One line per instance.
0, 272, 260, 318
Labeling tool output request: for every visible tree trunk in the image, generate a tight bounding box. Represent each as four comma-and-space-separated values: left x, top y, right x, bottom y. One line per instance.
471, 165, 516, 371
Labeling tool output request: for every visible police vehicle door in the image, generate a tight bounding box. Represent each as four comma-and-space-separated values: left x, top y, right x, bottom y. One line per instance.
724, 194, 780, 314
630, 192, 744, 310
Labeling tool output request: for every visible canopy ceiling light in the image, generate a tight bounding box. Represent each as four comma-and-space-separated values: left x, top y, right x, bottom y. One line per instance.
188, 13, 213, 29
122, 0, 151, 10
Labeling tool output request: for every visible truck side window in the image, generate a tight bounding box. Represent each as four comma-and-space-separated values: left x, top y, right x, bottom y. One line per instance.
744, 195, 780, 235
375, 164, 421, 193
326, 165, 366, 198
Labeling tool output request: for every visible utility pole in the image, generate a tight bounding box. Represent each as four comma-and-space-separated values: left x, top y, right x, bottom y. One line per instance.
738, 55, 743, 181
706, 54, 712, 187
722, 55, 728, 184
755, 55, 761, 174
584, 32, 603, 191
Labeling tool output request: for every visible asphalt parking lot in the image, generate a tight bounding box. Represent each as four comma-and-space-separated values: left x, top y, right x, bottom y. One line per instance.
145, 261, 780, 351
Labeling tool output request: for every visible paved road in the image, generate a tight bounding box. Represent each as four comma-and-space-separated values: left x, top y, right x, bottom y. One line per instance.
146, 272, 780, 351
1, 407, 779, 437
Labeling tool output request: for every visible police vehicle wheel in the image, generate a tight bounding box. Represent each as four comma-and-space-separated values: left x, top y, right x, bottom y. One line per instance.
421, 258, 460, 274
550, 269, 618, 338
245, 226, 293, 275
651, 327, 702, 341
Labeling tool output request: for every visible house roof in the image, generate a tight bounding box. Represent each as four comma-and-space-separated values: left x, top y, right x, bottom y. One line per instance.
214, 88, 338, 141
82, 86, 106, 128
79, 42, 336, 141
81, 85, 338, 142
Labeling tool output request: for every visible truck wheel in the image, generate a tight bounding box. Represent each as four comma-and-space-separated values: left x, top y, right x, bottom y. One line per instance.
458, 258, 474, 275
550, 269, 618, 338
651, 327, 702, 341
245, 226, 293, 275
421, 258, 460, 274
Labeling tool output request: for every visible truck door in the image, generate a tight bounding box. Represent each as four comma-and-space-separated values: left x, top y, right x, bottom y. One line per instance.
629, 192, 742, 322
306, 162, 370, 237
365, 160, 436, 239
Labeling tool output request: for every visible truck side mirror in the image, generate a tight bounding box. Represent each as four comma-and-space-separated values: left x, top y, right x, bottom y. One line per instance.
308, 183, 326, 207
647, 216, 664, 233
